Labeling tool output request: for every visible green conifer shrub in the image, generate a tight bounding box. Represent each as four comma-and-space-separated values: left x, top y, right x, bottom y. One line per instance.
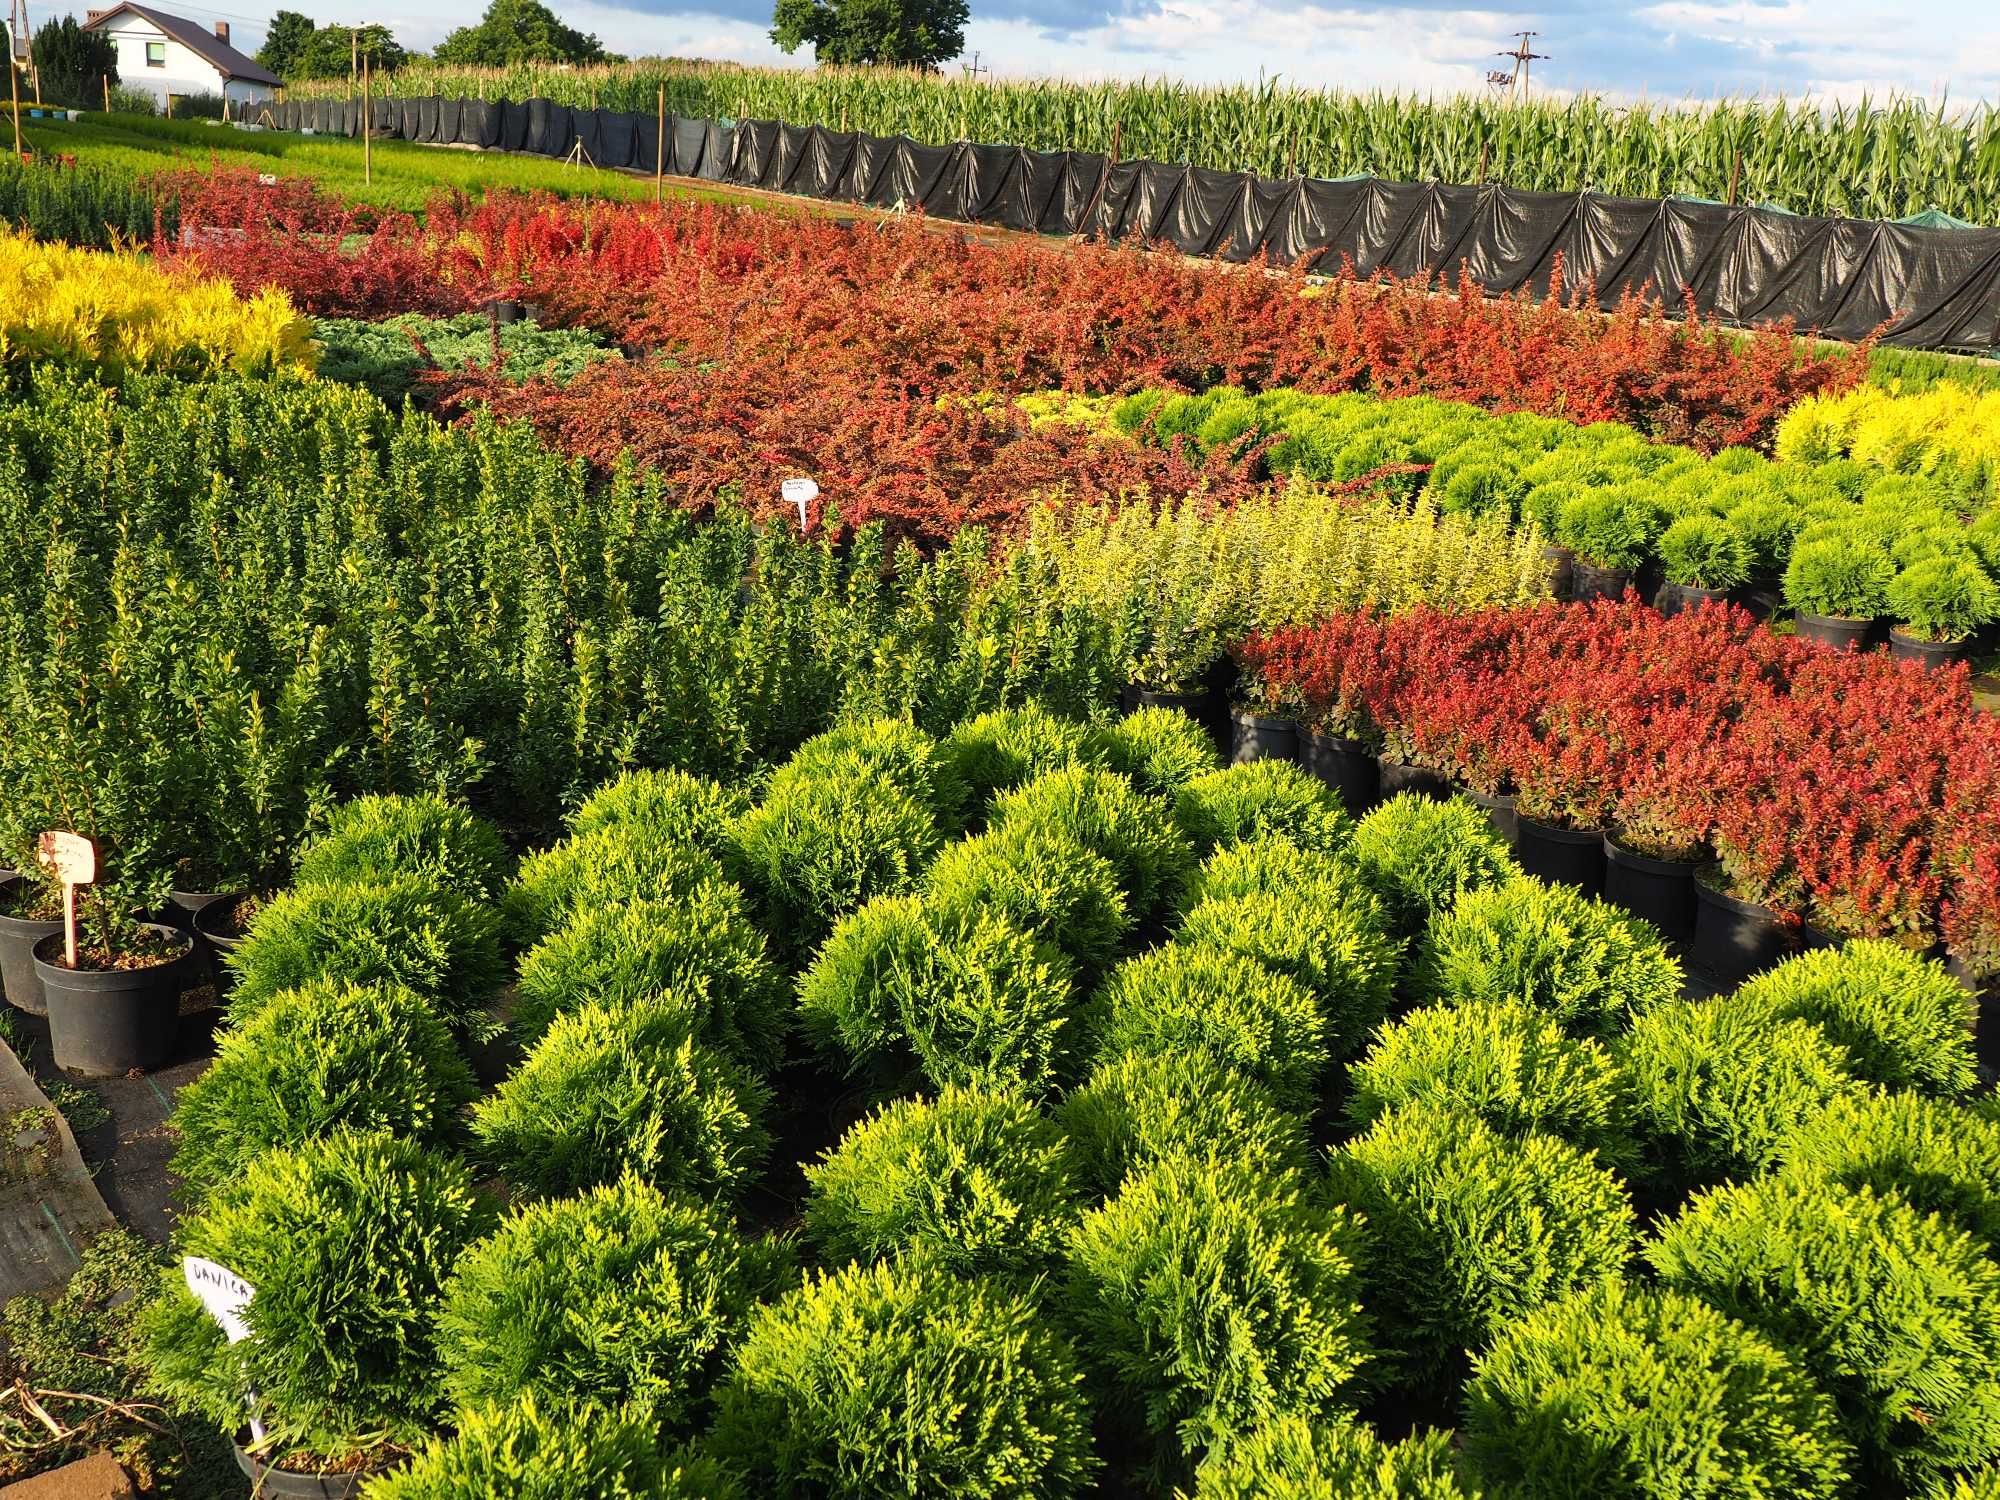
767, 716, 968, 828
293, 793, 513, 902
1775, 1090, 2000, 1250
990, 765, 1195, 920
1091, 706, 1224, 797
1346, 795, 1519, 937
937, 703, 1096, 821
1187, 1416, 1473, 1499
923, 823, 1133, 977
1171, 762, 1351, 855
502, 827, 730, 948
566, 767, 747, 850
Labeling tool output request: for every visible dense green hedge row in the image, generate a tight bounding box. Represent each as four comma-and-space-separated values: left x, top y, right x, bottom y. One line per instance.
137, 704, 2000, 1497
309, 312, 624, 409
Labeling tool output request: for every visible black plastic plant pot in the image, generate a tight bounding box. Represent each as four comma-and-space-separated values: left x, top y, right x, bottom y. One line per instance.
1134, 684, 1225, 758
1888, 629, 1968, 670
1944, 953, 1999, 1073
34, 923, 191, 1077
1603, 834, 1699, 942
1569, 562, 1630, 603
0, 872, 64, 1018
1655, 581, 1730, 619
193, 897, 250, 1000
1375, 758, 1450, 803
1230, 710, 1299, 766
1691, 876, 1804, 987
1730, 577, 1783, 622
1793, 612, 1873, 652
156, 889, 239, 987
1541, 544, 1574, 601
486, 297, 523, 324
1465, 788, 1520, 850
1305, 731, 1378, 816
233, 1434, 365, 1499
1515, 816, 1605, 895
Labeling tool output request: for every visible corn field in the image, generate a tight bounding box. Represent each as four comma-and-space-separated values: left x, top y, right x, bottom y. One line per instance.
287, 61, 2000, 224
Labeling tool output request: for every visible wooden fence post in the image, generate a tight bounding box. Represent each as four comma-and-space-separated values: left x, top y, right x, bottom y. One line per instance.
655, 82, 664, 204
362, 53, 371, 184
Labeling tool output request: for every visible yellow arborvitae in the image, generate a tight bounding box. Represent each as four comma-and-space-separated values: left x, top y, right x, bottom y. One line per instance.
1776, 385, 2000, 499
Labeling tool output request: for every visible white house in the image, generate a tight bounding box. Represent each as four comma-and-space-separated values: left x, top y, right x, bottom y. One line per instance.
82, 4, 280, 112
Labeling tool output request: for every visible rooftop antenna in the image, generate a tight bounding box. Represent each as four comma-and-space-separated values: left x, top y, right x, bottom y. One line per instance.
1490, 31, 1547, 104
961, 49, 989, 82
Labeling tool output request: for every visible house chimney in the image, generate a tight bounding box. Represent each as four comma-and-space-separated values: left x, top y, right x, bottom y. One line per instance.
213, 20, 229, 43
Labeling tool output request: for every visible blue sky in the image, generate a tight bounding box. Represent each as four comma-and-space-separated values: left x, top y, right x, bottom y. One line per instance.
50, 0, 2000, 102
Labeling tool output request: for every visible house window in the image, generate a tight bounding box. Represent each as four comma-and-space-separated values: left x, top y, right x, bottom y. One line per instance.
145, 41, 166, 66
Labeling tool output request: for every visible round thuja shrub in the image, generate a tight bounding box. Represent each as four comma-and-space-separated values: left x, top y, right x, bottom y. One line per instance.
170, 979, 475, 1198
1463, 1283, 1854, 1500
1190, 1416, 1473, 1500
1091, 706, 1223, 796
711, 1259, 1097, 1500
1925, 1470, 2000, 1500
804, 1086, 1083, 1273
511, 890, 783, 1067
225, 876, 504, 1033
139, 1130, 492, 1455
1617, 996, 1865, 1190
470, 998, 771, 1202
923, 823, 1132, 977
990, 765, 1195, 920
1414, 877, 1681, 1039
1171, 761, 1352, 856
1327, 1107, 1635, 1389
1064, 1157, 1370, 1466
938, 704, 1096, 821
1732, 940, 1979, 1096
796, 895, 932, 1085
1648, 1175, 2000, 1486
1085, 943, 1328, 1111
727, 756, 943, 960
1657, 514, 1753, 591
437, 1174, 788, 1425
768, 716, 967, 828
502, 827, 728, 948
1179, 833, 1353, 909
362, 1395, 740, 1500
293, 794, 514, 903
567, 767, 746, 850
1776, 1090, 2000, 1250
1056, 1049, 1310, 1198
1346, 999, 1634, 1167
1347, 794, 1520, 937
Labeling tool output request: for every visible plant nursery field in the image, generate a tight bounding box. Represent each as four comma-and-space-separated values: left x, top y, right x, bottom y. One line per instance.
0, 140, 1997, 1500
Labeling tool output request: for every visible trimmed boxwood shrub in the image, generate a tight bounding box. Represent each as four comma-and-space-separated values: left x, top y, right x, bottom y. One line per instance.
226, 876, 504, 1034
170, 979, 475, 1198
769, 716, 968, 828
1776, 1091, 2000, 1250
1347, 794, 1519, 937
711, 1259, 1097, 1499
363, 1395, 740, 1500
1414, 878, 1681, 1039
437, 1175, 787, 1425
991, 766, 1195, 920
470, 999, 772, 1202
804, 1086, 1082, 1273
1056, 1049, 1311, 1198
1092, 706, 1223, 796
293, 794, 513, 903
502, 828, 729, 948
728, 757, 944, 958
938, 704, 1096, 820
1463, 1284, 1854, 1499
1189, 1417, 1472, 1500
1327, 1107, 1636, 1389
1618, 997, 1865, 1189
1648, 1176, 2000, 1486
923, 824, 1133, 977
139, 1129, 492, 1456
511, 891, 784, 1067
1732, 940, 1979, 1096
566, 766, 747, 849
1064, 1157, 1370, 1467
1084, 943, 1329, 1112
1346, 999, 1634, 1167
1171, 762, 1352, 856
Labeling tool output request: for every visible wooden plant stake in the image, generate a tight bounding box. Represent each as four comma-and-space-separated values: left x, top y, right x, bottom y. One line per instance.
655, 83, 665, 205
9, 53, 20, 162
36, 831, 96, 968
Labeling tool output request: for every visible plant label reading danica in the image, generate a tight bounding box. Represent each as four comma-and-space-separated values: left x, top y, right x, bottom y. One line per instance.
184, 1256, 268, 1441
781, 477, 819, 531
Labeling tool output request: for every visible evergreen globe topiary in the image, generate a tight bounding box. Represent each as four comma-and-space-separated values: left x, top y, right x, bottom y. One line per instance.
1346, 999, 1634, 1167
471, 998, 772, 1202
293, 793, 513, 903
170, 979, 475, 1199
1414, 877, 1681, 1039
938, 704, 1096, 822
711, 1259, 1096, 1499
1091, 706, 1224, 796
225, 875, 504, 1034
1171, 762, 1352, 856
1656, 515, 1753, 591
511, 890, 784, 1067
1776, 1090, 2000, 1250
769, 716, 967, 828
1648, 1175, 2000, 1486
1186, 1416, 1473, 1499
566, 766, 746, 850
1064, 1157, 1371, 1469
805, 1086, 1082, 1273
1463, 1284, 1854, 1499
1327, 1107, 1636, 1389
437, 1175, 787, 1425
923, 823, 1133, 977
1179, 833, 1354, 910
1618, 996, 1866, 1189
1347, 794, 1519, 937
502, 826, 729, 948
1085, 942, 1329, 1112
1057, 1049, 1311, 1198
990, 765, 1195, 920
796, 895, 932, 1086
1732, 940, 1979, 1096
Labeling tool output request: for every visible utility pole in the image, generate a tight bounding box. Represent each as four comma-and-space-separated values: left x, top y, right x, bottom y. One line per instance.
1488, 31, 1548, 104
961, 50, 988, 82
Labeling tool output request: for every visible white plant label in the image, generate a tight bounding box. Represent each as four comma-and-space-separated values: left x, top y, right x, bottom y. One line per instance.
184, 1257, 266, 1441
781, 476, 819, 530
